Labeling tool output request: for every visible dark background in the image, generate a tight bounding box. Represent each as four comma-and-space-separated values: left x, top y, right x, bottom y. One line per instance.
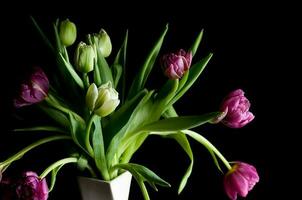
0, 1, 298, 199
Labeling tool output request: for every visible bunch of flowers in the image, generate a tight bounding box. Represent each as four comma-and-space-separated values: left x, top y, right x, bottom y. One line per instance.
0, 17, 258, 200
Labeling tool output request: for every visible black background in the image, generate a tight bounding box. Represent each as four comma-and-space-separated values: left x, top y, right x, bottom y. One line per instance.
0, 1, 298, 199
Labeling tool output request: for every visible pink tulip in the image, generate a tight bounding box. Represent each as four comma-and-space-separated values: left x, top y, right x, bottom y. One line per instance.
224, 162, 259, 200
220, 89, 254, 128
161, 49, 192, 79
14, 67, 49, 108
15, 171, 49, 200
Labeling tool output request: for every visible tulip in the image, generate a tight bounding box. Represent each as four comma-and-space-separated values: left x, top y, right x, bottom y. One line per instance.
161, 49, 192, 79
14, 67, 49, 108
75, 42, 96, 73
15, 171, 49, 200
86, 82, 120, 117
219, 89, 254, 128
59, 19, 77, 47
85, 83, 98, 111
93, 29, 112, 57
224, 162, 259, 200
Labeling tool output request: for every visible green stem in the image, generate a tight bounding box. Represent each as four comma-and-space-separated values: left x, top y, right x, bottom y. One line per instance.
82, 73, 90, 89
63, 46, 70, 63
183, 130, 232, 170
39, 157, 78, 179
139, 181, 150, 200
86, 163, 97, 178
0, 136, 71, 169
85, 114, 96, 157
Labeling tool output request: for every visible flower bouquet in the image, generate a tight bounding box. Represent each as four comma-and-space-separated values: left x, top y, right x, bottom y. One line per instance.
0, 17, 259, 200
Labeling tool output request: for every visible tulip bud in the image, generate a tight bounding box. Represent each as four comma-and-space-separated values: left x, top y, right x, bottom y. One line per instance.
75, 42, 96, 73
93, 29, 112, 57
59, 19, 77, 47
161, 49, 192, 79
224, 162, 259, 200
86, 83, 98, 111
95, 82, 120, 117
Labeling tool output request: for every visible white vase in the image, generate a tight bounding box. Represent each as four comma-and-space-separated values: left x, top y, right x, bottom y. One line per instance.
78, 171, 132, 200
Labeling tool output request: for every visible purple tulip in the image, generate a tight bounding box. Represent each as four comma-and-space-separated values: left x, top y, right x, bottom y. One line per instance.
219, 89, 254, 128
161, 49, 192, 79
15, 171, 49, 200
224, 162, 259, 200
14, 67, 49, 108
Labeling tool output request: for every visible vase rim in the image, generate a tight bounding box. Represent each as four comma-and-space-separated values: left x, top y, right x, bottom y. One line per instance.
78, 171, 132, 184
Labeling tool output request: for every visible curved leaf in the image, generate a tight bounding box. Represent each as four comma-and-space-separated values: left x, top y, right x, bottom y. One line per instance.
138, 112, 221, 132
189, 29, 204, 57
113, 163, 170, 188
92, 117, 110, 180
128, 24, 168, 99
168, 53, 213, 107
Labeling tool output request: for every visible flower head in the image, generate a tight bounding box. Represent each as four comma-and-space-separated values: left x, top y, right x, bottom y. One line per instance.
219, 89, 254, 128
93, 29, 112, 58
86, 82, 120, 117
14, 67, 49, 108
75, 42, 96, 73
161, 49, 192, 79
224, 162, 259, 200
15, 171, 49, 200
59, 19, 77, 47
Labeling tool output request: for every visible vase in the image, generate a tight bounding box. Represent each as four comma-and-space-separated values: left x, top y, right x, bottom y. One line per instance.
78, 171, 132, 200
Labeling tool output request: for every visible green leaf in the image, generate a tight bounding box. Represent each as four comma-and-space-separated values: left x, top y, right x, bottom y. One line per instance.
208, 149, 223, 173
127, 24, 168, 99
93, 58, 102, 86
114, 163, 170, 187
14, 126, 67, 134
119, 80, 179, 164
120, 132, 148, 164
114, 163, 170, 189
112, 64, 122, 88
30, 16, 55, 52
103, 89, 148, 148
113, 30, 128, 102
114, 30, 128, 66
168, 53, 213, 107
152, 79, 179, 117
159, 106, 194, 193
68, 113, 87, 153
182, 129, 232, 171
38, 104, 70, 129
58, 53, 84, 89
49, 165, 63, 192
151, 131, 194, 194
162, 106, 178, 118
112, 80, 180, 166
177, 71, 189, 94
138, 112, 221, 132
189, 29, 204, 57
53, 20, 63, 53
171, 133, 194, 194
95, 47, 114, 84
106, 91, 155, 168
92, 117, 110, 180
